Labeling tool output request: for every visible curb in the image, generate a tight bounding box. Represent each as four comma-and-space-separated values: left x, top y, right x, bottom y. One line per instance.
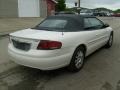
0, 30, 17, 37
0, 34, 9, 37
0, 30, 18, 37
0, 32, 9, 37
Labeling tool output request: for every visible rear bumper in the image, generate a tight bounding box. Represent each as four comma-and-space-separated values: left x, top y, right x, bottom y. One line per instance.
8, 44, 73, 70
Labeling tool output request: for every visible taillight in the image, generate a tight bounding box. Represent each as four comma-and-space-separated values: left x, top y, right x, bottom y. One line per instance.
37, 40, 62, 50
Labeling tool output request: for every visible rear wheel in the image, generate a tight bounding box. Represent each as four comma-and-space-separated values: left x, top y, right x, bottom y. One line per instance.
105, 33, 113, 48
68, 46, 85, 72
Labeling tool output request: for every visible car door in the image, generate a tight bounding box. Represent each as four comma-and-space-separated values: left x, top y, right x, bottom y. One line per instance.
84, 17, 108, 55
88, 18, 108, 47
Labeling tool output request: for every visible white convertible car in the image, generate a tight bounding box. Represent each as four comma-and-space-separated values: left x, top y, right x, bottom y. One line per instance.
8, 15, 113, 72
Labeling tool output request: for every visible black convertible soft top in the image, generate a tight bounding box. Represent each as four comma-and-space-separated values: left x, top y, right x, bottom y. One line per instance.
35, 15, 96, 32
48, 14, 95, 19
47, 14, 95, 23
47, 15, 96, 30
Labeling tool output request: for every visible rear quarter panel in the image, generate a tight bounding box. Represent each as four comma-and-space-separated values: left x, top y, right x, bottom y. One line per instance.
60, 31, 95, 56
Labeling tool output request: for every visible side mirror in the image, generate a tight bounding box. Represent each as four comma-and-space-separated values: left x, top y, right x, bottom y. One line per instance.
103, 23, 109, 28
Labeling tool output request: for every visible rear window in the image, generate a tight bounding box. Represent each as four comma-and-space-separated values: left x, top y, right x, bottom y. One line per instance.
33, 17, 82, 32
39, 19, 67, 29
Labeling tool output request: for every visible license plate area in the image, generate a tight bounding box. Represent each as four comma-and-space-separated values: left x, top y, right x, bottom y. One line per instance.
12, 39, 31, 51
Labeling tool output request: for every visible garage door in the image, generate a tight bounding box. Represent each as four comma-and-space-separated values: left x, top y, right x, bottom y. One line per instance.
18, 0, 40, 17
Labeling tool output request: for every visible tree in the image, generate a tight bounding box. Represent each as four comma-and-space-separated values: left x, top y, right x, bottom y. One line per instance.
56, 0, 66, 11
114, 9, 120, 13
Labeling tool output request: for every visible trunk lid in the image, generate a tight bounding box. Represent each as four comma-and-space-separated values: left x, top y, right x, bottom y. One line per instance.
10, 28, 63, 40
9, 28, 63, 51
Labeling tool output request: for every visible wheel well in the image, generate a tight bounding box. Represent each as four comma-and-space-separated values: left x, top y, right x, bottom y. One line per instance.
76, 44, 87, 54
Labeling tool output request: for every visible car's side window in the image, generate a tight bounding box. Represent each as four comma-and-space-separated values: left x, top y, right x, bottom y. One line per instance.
84, 18, 91, 29
88, 18, 104, 29
84, 18, 104, 30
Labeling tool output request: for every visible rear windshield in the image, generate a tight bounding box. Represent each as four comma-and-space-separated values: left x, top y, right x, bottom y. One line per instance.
39, 19, 67, 29
33, 18, 82, 32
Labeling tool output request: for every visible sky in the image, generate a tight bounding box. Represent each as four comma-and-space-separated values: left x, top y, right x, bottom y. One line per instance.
66, 0, 120, 10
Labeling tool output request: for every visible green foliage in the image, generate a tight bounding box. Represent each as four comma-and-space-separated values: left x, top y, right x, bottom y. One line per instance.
114, 9, 120, 13
65, 8, 72, 11
56, 0, 66, 11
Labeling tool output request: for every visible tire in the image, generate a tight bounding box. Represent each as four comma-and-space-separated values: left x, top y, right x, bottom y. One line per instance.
105, 33, 113, 48
68, 46, 85, 72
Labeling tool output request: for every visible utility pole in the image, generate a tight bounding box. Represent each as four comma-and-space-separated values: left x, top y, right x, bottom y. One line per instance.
78, 0, 80, 14
78, 0, 80, 8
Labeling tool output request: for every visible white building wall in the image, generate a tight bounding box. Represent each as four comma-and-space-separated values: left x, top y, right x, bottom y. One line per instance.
39, 0, 47, 17
18, 0, 40, 17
